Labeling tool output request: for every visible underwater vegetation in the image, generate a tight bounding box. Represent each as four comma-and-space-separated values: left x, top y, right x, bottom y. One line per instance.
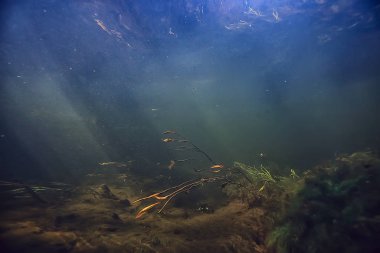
229, 152, 380, 253
266, 151, 380, 253
0, 149, 379, 252
0, 128, 378, 253
226, 161, 301, 210
233, 162, 276, 186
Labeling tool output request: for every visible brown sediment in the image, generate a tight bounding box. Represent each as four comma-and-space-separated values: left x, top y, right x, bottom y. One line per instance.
0, 173, 269, 253
0, 181, 268, 253
0, 196, 265, 253
2, 152, 376, 252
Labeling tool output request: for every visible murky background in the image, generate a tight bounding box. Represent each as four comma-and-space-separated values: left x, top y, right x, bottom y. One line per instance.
1, 0, 380, 181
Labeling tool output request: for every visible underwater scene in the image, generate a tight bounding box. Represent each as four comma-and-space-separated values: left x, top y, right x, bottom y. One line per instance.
1, 0, 380, 252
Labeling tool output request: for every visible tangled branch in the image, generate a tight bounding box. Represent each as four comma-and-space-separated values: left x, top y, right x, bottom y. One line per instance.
133, 176, 225, 218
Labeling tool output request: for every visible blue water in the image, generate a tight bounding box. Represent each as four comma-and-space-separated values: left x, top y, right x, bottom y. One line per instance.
0, 0, 379, 181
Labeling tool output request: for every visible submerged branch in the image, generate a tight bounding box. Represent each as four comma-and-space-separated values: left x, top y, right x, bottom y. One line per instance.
162, 130, 216, 165
133, 176, 225, 218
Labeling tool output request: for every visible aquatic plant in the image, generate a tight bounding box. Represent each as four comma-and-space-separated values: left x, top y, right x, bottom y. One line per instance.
289, 169, 299, 179
266, 224, 293, 253
276, 169, 303, 192
267, 151, 380, 253
257, 166, 276, 183
233, 162, 276, 191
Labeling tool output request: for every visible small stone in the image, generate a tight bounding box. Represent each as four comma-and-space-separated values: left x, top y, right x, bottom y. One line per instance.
96, 184, 118, 199
111, 213, 121, 220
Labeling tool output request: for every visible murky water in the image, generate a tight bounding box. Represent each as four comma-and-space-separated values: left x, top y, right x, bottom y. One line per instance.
0, 1, 379, 252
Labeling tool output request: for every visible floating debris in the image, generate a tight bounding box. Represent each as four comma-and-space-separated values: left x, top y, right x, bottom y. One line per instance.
272, 9, 280, 22
244, 7, 264, 17
225, 20, 252, 30
168, 160, 176, 170
162, 130, 176, 134
172, 145, 190, 151
176, 159, 191, 163
162, 138, 175, 143
210, 164, 224, 169
258, 152, 266, 158
98, 162, 128, 168
210, 164, 223, 169
94, 19, 123, 39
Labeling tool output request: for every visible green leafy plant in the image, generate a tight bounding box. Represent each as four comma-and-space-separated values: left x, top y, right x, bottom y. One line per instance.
233, 162, 276, 190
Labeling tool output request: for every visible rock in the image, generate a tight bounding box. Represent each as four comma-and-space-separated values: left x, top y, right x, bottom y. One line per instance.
96, 184, 118, 200
119, 198, 131, 207
111, 213, 121, 220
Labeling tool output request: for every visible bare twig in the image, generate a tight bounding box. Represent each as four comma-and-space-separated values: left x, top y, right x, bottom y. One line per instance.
133, 176, 225, 218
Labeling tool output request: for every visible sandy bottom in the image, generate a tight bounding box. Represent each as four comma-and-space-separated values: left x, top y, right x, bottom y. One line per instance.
0, 179, 269, 253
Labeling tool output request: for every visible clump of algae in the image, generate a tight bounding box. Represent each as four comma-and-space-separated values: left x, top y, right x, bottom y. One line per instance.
266, 151, 380, 253
230, 151, 380, 253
